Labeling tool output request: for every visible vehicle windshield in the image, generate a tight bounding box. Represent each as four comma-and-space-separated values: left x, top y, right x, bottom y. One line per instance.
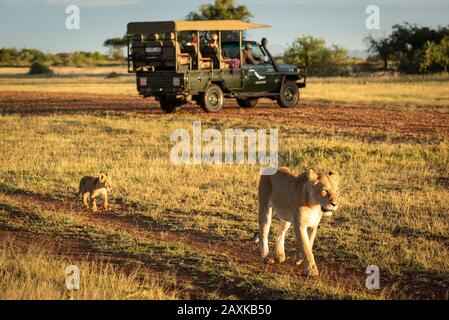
248, 43, 265, 61
222, 41, 267, 62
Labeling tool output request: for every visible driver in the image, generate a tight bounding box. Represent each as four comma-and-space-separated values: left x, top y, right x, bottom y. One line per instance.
243, 42, 261, 65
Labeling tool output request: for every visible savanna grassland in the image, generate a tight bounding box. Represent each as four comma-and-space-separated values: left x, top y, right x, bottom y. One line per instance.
0, 69, 448, 299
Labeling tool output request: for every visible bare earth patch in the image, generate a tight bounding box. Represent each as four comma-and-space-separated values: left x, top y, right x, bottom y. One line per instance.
0, 91, 448, 140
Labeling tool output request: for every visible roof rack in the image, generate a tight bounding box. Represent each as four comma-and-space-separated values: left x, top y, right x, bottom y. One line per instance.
127, 20, 270, 34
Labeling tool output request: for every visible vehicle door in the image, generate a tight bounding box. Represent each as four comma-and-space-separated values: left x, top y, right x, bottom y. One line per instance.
241, 43, 278, 93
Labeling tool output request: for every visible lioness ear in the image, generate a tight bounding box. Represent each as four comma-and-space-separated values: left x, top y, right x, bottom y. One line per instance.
307, 169, 318, 183
99, 173, 105, 182
329, 171, 340, 183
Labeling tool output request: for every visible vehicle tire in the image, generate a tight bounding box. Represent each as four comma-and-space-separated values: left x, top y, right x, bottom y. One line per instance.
160, 97, 179, 114
200, 84, 224, 113
237, 98, 259, 108
277, 81, 299, 108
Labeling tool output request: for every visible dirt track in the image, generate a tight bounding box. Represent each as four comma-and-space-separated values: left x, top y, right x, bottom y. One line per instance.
1, 91, 448, 140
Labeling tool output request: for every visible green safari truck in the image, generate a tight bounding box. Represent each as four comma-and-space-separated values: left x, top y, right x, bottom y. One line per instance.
127, 20, 306, 113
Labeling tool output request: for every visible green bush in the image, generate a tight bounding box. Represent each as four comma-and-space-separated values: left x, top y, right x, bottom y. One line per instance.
421, 37, 449, 72
28, 62, 54, 75
284, 35, 351, 76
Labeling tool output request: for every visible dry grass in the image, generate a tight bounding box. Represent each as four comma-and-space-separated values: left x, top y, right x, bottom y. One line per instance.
0, 111, 448, 299
0, 74, 448, 299
0, 77, 136, 96
305, 78, 449, 108
0, 244, 178, 300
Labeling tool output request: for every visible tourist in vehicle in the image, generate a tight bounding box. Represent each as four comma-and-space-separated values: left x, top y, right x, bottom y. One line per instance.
207, 33, 241, 71
185, 33, 198, 49
208, 33, 219, 50
243, 42, 261, 65
184, 33, 199, 68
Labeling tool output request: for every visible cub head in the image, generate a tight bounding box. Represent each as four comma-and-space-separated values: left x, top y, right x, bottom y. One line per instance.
307, 169, 340, 217
98, 172, 112, 192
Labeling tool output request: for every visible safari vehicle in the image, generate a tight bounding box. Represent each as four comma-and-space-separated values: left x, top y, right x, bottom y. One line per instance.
127, 20, 306, 113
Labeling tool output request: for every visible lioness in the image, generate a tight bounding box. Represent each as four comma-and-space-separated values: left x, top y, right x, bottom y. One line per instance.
257, 167, 340, 276
79, 173, 112, 212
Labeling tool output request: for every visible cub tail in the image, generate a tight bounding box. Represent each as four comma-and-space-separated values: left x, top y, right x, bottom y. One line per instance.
252, 232, 260, 244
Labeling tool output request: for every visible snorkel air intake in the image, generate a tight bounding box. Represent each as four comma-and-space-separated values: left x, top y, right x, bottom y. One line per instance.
261, 38, 280, 72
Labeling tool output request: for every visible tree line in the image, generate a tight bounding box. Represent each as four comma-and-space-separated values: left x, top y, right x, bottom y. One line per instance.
366, 22, 449, 73
1, 0, 448, 76
0, 48, 121, 68
283, 22, 449, 76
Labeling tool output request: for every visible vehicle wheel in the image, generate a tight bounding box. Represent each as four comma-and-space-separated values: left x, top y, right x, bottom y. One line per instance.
200, 84, 224, 113
237, 98, 259, 108
277, 81, 299, 108
160, 98, 179, 114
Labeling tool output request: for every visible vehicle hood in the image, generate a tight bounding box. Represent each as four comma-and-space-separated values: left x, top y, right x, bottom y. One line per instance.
278, 63, 300, 72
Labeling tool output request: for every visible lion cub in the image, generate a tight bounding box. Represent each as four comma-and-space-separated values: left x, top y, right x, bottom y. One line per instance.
78, 173, 112, 212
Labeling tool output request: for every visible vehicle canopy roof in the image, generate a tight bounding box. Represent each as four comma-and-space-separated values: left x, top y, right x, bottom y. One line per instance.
127, 20, 270, 34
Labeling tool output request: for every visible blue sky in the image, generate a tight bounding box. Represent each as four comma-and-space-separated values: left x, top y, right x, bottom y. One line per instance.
1, 0, 448, 55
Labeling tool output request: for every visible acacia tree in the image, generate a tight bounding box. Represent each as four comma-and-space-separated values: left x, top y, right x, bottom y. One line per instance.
186, 0, 252, 41
365, 35, 393, 70
186, 0, 252, 21
103, 36, 127, 60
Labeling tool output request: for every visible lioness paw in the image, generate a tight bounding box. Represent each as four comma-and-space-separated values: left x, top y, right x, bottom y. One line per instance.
262, 257, 275, 264
302, 265, 319, 277
277, 253, 286, 263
